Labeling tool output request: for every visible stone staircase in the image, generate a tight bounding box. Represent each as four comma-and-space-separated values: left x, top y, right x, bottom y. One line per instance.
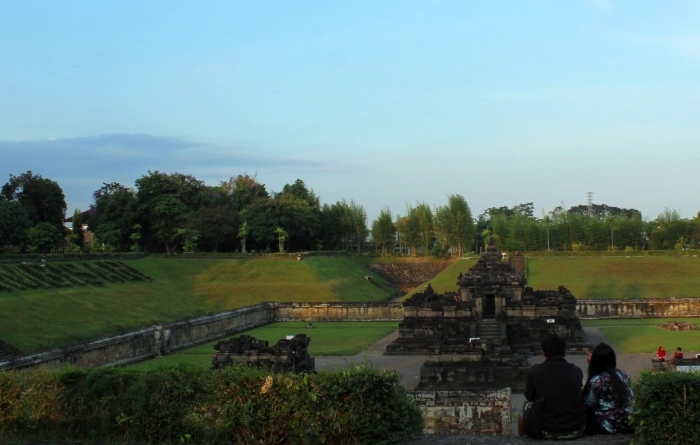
477, 319, 504, 346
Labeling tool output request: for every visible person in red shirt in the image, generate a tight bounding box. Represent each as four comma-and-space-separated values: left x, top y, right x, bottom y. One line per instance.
656, 346, 666, 362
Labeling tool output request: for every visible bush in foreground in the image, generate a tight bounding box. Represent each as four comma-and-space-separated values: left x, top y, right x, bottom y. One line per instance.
632, 370, 700, 445
0, 363, 423, 444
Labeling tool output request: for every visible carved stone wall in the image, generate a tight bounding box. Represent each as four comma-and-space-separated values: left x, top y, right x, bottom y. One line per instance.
577, 298, 700, 318
272, 302, 403, 321
412, 388, 512, 435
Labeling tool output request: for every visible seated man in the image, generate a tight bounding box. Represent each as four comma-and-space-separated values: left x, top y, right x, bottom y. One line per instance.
673, 347, 683, 360
520, 334, 586, 439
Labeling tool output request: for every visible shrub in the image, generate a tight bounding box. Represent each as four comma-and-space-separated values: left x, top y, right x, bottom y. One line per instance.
0, 363, 423, 445
632, 370, 700, 445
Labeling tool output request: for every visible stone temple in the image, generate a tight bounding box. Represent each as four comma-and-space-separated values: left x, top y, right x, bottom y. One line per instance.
385, 240, 591, 393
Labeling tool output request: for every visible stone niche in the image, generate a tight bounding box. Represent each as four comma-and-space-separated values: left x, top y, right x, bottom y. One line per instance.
385, 241, 591, 395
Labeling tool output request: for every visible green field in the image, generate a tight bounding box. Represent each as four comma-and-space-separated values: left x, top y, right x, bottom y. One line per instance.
0, 257, 396, 353
527, 256, 700, 299
129, 321, 399, 371
581, 318, 700, 354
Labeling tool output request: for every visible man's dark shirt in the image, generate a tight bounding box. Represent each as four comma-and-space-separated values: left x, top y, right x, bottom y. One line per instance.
525, 355, 586, 433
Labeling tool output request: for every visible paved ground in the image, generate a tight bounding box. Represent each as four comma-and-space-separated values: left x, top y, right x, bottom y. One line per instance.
315, 327, 645, 444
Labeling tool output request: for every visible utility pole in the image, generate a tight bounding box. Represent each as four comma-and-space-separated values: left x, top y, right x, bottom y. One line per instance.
587, 192, 594, 218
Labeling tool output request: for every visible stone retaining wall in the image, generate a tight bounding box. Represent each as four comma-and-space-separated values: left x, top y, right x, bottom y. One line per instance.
0, 304, 272, 371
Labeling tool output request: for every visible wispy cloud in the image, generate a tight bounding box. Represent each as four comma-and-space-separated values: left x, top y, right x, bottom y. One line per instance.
0, 133, 341, 213
632, 32, 700, 62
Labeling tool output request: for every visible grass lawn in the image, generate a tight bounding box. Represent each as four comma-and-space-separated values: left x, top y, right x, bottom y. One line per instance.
527, 256, 700, 299
0, 257, 396, 353
581, 318, 700, 354
128, 321, 399, 371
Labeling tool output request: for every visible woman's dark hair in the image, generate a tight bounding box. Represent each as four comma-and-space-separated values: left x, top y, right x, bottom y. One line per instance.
586, 343, 627, 405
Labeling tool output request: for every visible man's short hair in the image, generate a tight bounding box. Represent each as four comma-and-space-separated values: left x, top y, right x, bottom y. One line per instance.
541, 334, 566, 358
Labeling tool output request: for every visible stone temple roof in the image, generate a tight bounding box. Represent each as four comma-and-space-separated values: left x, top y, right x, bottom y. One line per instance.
456, 241, 525, 288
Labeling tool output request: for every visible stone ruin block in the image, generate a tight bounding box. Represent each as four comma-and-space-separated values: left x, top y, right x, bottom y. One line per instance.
412, 388, 512, 435
211, 333, 315, 373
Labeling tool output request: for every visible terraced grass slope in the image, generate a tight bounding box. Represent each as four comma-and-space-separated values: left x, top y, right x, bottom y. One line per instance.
0, 256, 396, 353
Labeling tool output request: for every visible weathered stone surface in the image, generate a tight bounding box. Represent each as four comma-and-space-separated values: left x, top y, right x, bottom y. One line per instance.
273, 302, 402, 321
412, 388, 512, 435
212, 333, 315, 373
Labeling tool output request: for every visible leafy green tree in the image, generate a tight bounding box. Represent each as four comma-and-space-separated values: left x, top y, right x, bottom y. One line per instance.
130, 223, 142, 252
273, 180, 321, 251
650, 209, 691, 250
398, 205, 421, 256
371, 207, 396, 256
347, 200, 368, 254
70, 209, 85, 249
135, 171, 207, 253
221, 174, 269, 212
275, 226, 288, 253
1, 171, 66, 232
414, 202, 433, 256
238, 221, 248, 253
432, 205, 451, 254
444, 194, 474, 257
89, 182, 137, 251
0, 200, 31, 249
28, 222, 64, 253
195, 202, 238, 252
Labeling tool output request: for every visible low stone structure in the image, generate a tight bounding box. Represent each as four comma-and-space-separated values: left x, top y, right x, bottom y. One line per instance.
412, 388, 512, 435
211, 333, 315, 373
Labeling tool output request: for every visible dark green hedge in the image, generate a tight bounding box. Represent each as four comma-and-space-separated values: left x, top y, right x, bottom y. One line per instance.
0, 364, 423, 445
632, 370, 700, 445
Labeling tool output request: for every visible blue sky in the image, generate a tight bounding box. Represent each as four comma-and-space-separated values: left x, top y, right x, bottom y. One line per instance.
2, 1, 699, 222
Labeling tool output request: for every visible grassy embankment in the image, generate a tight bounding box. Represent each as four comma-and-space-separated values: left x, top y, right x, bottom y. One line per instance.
0, 256, 396, 353
526, 256, 700, 299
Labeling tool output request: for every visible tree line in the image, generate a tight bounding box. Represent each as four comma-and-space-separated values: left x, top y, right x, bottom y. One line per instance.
0, 170, 698, 255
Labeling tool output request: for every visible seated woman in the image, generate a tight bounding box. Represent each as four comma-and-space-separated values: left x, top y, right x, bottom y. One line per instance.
656, 346, 666, 362
583, 343, 634, 435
